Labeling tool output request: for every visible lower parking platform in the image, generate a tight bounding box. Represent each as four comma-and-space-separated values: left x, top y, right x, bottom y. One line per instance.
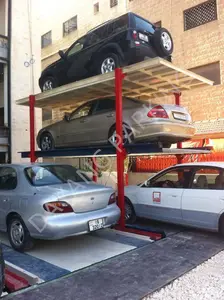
5, 229, 224, 300
0, 228, 152, 284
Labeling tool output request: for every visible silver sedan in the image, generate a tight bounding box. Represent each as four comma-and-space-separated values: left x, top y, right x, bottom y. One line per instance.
0, 163, 120, 252
37, 97, 195, 150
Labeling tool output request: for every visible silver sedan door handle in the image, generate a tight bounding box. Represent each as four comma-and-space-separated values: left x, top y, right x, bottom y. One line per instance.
3, 199, 9, 202
171, 195, 177, 198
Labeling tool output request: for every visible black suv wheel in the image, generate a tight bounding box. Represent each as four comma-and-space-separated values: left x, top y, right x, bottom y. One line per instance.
41, 76, 57, 92
98, 53, 120, 74
152, 28, 174, 57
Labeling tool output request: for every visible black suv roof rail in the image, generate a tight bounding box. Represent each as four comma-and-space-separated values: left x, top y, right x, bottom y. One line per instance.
87, 13, 129, 34
87, 19, 114, 34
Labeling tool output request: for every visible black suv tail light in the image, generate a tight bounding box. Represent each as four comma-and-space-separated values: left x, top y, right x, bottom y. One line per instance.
132, 30, 138, 40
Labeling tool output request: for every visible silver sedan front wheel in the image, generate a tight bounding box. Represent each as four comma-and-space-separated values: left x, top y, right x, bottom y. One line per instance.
8, 216, 34, 252
10, 220, 24, 246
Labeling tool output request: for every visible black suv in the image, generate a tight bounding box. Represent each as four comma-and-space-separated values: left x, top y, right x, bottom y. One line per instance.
39, 12, 174, 91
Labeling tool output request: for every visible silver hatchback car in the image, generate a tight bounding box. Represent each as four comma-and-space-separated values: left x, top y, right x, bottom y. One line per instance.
37, 97, 195, 150
0, 163, 120, 252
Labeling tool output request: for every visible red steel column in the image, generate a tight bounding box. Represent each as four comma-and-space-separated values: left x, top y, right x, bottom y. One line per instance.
115, 68, 126, 229
29, 95, 36, 163
174, 92, 183, 164
92, 157, 98, 182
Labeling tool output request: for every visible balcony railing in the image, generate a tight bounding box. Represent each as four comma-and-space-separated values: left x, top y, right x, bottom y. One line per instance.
0, 35, 8, 61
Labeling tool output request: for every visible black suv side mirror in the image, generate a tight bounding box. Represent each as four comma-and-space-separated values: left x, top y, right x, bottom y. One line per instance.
59, 50, 66, 59
64, 112, 70, 122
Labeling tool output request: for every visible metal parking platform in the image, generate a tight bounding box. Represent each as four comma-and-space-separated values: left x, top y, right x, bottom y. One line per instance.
20, 143, 211, 159
16, 57, 213, 110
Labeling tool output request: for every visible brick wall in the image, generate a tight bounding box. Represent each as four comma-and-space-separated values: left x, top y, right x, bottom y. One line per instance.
40, 0, 224, 126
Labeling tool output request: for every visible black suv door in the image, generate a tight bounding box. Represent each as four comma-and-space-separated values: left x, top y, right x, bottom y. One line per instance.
66, 33, 102, 81
65, 36, 89, 81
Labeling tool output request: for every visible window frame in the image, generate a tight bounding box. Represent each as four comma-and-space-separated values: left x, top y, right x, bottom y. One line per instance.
63, 15, 78, 37
94, 2, 99, 14
188, 61, 221, 86
190, 166, 224, 190
92, 99, 115, 115
110, 0, 118, 8
184, 0, 217, 31
0, 167, 18, 190
70, 101, 95, 120
142, 166, 194, 189
41, 31, 52, 49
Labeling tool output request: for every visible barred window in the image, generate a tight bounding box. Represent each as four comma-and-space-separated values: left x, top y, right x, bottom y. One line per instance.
154, 21, 162, 28
41, 31, 52, 48
189, 61, 220, 85
110, 0, 118, 8
94, 2, 99, 14
184, 0, 217, 31
63, 16, 77, 36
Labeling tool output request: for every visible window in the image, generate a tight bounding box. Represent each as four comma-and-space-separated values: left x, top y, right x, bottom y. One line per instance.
134, 16, 155, 34
192, 168, 223, 189
70, 103, 92, 120
154, 21, 162, 28
25, 165, 91, 187
110, 0, 118, 7
146, 167, 193, 189
63, 16, 77, 36
94, 2, 99, 14
67, 37, 86, 56
189, 62, 220, 85
0, 167, 17, 190
184, 0, 217, 31
94, 99, 115, 114
41, 31, 52, 49
42, 109, 52, 121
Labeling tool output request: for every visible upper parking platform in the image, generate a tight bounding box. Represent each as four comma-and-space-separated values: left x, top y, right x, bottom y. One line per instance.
16, 57, 213, 110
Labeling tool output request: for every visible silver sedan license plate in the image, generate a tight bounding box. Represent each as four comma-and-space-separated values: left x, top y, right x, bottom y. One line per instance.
89, 218, 104, 231
173, 112, 187, 121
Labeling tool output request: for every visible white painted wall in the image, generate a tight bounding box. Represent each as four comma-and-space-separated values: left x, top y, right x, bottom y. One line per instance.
11, 0, 42, 162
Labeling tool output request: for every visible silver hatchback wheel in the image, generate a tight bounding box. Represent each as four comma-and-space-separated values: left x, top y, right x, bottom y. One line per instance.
101, 57, 116, 74
10, 220, 24, 246
161, 32, 172, 51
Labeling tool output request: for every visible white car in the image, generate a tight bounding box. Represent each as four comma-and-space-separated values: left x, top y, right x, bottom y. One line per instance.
125, 162, 224, 234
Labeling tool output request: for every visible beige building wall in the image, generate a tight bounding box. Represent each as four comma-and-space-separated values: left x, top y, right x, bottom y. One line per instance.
11, 0, 42, 162
39, 0, 224, 126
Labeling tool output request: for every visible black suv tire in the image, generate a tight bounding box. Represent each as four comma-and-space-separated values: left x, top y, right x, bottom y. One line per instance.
40, 76, 57, 92
152, 28, 174, 57
97, 53, 120, 75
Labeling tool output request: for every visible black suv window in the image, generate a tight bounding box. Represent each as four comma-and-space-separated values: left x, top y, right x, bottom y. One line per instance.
0, 167, 17, 190
94, 14, 128, 40
93, 99, 115, 114
67, 37, 86, 57
134, 15, 155, 34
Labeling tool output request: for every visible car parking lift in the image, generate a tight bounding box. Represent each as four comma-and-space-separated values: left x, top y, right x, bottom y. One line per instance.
17, 57, 213, 240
